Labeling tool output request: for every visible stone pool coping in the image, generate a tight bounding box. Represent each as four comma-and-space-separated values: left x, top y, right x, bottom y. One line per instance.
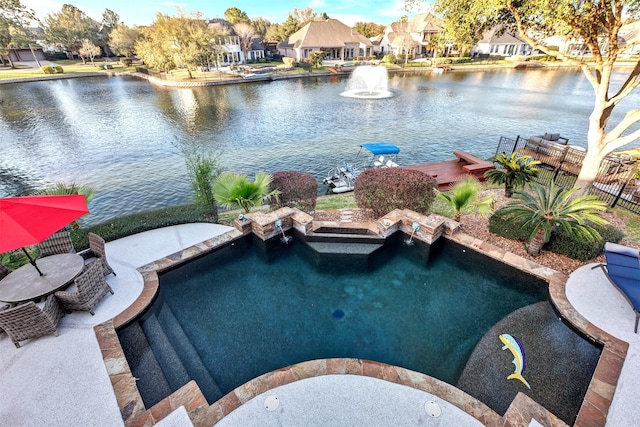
94, 209, 628, 426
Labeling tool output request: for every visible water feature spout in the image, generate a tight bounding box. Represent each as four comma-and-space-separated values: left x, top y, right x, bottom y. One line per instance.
275, 219, 292, 244
341, 65, 393, 99
404, 222, 420, 246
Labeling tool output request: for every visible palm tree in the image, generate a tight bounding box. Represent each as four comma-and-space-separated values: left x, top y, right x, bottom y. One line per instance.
496, 181, 609, 256
309, 51, 323, 69
484, 152, 541, 197
33, 182, 96, 229
213, 172, 278, 213
435, 177, 494, 222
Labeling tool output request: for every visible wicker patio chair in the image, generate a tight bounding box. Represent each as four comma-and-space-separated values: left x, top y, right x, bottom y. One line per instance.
39, 231, 75, 258
0, 263, 12, 280
0, 295, 65, 348
82, 233, 116, 277
55, 261, 113, 315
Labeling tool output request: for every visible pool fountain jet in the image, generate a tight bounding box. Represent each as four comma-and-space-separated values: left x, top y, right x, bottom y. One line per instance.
404, 222, 420, 246
275, 219, 292, 244
341, 65, 393, 99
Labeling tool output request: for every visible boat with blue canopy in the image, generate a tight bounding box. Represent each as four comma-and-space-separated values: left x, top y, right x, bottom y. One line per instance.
323, 142, 401, 193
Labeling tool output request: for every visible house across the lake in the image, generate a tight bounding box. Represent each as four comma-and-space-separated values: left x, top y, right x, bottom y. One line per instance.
278, 19, 374, 61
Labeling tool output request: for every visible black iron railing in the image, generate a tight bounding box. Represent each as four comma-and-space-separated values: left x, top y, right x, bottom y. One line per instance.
495, 136, 640, 215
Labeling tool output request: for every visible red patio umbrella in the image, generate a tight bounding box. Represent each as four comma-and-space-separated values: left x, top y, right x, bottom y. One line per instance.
0, 194, 89, 275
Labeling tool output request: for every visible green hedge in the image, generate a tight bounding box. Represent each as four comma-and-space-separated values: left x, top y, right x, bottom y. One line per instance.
354, 168, 436, 217
488, 210, 624, 260
547, 224, 624, 261
488, 209, 532, 240
270, 170, 317, 213
70, 204, 217, 251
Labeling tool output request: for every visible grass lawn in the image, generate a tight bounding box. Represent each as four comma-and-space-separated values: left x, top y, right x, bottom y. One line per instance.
613, 207, 640, 244
0, 59, 134, 80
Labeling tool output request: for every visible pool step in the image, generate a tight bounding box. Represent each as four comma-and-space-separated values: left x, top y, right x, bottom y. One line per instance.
305, 241, 384, 255
141, 314, 191, 392
306, 231, 385, 245
156, 303, 223, 403
117, 321, 172, 408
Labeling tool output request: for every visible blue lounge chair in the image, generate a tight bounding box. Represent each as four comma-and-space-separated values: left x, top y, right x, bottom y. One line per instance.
594, 242, 640, 333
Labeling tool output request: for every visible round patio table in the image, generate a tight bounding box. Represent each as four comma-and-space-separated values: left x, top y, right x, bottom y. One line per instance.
0, 253, 84, 304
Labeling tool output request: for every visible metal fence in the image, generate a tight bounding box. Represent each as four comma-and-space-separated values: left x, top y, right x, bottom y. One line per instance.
495, 136, 640, 215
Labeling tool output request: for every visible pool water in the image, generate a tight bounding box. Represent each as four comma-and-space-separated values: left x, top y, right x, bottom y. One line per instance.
155, 235, 548, 397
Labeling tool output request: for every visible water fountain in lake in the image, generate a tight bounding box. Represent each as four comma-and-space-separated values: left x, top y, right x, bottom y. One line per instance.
341, 65, 393, 99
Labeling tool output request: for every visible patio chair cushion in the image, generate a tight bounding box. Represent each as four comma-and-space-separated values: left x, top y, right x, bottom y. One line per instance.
599, 242, 640, 332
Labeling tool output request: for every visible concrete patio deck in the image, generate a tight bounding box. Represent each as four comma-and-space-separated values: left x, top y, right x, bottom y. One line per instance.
0, 223, 637, 426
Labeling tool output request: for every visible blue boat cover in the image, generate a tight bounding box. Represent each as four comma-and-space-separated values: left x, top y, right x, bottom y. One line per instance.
360, 142, 400, 155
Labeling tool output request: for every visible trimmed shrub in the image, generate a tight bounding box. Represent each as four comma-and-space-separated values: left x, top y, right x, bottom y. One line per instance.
354, 168, 436, 218
120, 58, 133, 66
41, 65, 54, 74
282, 57, 295, 67
70, 204, 217, 251
298, 61, 312, 71
54, 65, 64, 73
382, 54, 396, 64
488, 209, 533, 240
547, 223, 624, 261
270, 170, 318, 213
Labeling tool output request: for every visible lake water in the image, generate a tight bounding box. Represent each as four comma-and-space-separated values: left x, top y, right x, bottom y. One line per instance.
1, 68, 638, 225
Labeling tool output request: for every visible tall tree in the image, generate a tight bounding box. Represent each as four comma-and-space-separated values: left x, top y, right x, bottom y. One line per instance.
353, 22, 386, 38
0, 0, 41, 68
42, 4, 97, 59
251, 17, 271, 43
135, 11, 214, 78
233, 22, 256, 62
101, 8, 119, 30
78, 38, 100, 65
108, 23, 139, 57
100, 8, 119, 55
410, 0, 640, 194
265, 23, 281, 42
224, 7, 250, 24
292, 7, 318, 25
278, 13, 300, 41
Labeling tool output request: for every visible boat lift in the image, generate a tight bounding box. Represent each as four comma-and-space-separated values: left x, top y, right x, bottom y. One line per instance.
323, 142, 401, 193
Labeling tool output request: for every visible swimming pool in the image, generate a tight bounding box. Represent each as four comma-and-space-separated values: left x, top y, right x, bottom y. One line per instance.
112, 218, 604, 425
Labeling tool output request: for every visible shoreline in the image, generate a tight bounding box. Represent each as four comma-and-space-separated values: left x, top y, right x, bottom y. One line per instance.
1, 60, 636, 87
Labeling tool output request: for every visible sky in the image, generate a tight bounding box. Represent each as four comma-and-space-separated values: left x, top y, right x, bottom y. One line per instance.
21, 0, 432, 28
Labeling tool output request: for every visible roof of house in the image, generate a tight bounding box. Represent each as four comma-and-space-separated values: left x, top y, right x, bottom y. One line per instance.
478, 26, 527, 45
279, 19, 373, 49
390, 33, 418, 48
407, 13, 443, 33
208, 18, 235, 35
619, 20, 640, 47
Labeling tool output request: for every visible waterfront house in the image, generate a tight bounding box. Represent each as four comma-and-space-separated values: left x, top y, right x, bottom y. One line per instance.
471, 26, 532, 57
381, 13, 444, 59
207, 18, 265, 65
278, 18, 373, 61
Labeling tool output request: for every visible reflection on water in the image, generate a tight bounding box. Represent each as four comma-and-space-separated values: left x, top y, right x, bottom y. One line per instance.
0, 69, 638, 225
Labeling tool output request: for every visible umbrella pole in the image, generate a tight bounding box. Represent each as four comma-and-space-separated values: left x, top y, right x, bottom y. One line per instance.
21, 248, 44, 276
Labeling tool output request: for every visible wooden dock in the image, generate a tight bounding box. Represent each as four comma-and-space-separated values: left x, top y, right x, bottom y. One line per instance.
404, 151, 495, 190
